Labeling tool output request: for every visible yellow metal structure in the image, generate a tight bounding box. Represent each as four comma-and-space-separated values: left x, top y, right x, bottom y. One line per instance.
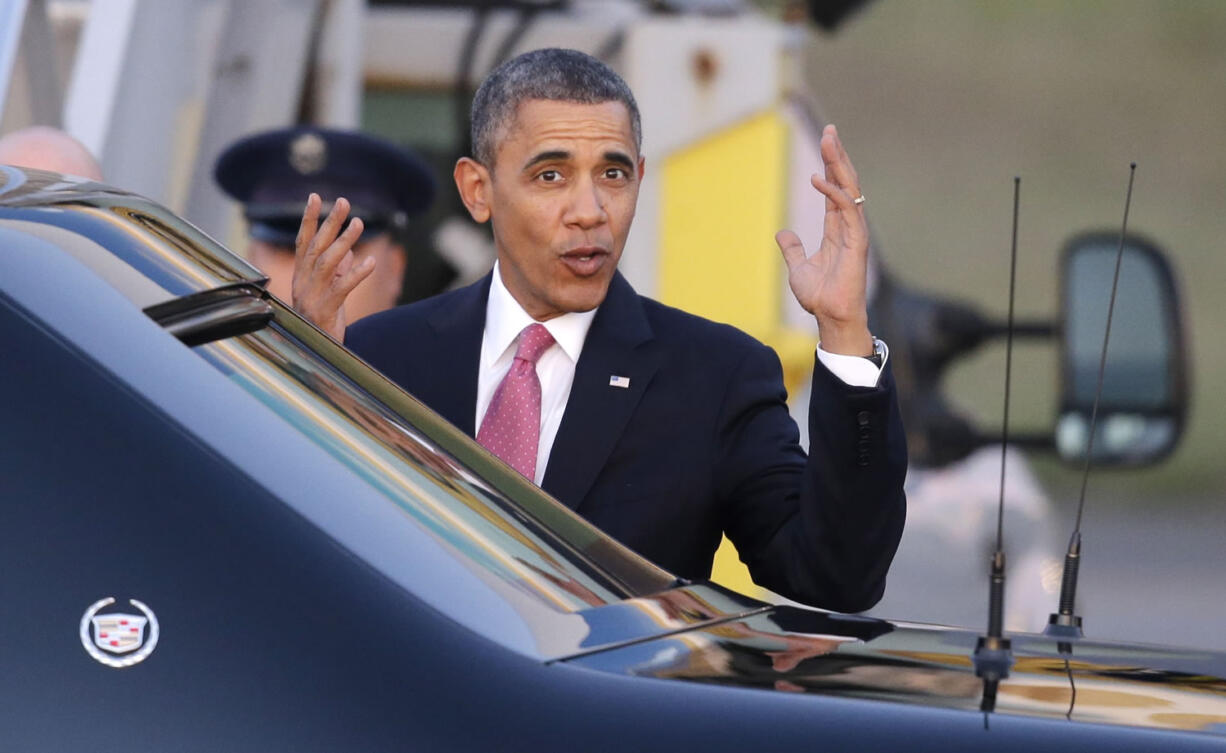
659, 110, 786, 341
656, 107, 816, 599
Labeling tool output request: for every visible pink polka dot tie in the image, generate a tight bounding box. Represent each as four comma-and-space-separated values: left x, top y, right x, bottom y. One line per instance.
477, 323, 556, 480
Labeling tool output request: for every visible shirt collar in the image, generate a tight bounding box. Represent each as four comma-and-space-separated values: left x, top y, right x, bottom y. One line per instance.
483, 261, 597, 367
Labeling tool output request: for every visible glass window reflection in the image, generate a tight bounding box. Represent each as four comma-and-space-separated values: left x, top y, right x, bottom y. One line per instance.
193, 313, 647, 615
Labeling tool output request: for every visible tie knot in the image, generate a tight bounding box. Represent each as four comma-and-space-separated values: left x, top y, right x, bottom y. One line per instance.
514, 323, 555, 365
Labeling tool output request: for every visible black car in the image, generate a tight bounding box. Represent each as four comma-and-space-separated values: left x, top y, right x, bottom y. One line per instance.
2, 166, 1223, 751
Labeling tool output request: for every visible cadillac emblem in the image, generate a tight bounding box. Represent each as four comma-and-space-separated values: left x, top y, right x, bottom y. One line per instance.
80, 597, 160, 668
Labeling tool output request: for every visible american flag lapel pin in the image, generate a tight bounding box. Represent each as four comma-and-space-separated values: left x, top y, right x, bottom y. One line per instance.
609, 375, 630, 389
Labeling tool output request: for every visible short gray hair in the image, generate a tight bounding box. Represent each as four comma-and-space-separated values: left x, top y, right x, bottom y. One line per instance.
470, 48, 642, 166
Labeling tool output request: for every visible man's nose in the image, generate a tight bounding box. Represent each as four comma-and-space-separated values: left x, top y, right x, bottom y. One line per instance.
564, 179, 607, 228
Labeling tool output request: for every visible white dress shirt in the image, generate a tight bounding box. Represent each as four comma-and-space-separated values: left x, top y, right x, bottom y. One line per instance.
475, 262, 887, 485
476, 263, 597, 484
817, 340, 890, 386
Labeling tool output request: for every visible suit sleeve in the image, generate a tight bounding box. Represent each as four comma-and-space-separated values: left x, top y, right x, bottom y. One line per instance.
715, 344, 907, 612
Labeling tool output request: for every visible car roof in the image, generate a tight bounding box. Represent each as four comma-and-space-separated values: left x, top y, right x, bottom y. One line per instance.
564, 600, 1226, 737
0, 166, 265, 308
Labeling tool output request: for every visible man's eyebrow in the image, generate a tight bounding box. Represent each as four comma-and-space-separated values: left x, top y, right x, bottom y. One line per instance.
521, 149, 637, 171
603, 151, 635, 169
523, 150, 571, 170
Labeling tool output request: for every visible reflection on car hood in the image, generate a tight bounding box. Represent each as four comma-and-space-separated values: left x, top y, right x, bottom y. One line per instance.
563, 597, 1226, 738
0, 166, 264, 307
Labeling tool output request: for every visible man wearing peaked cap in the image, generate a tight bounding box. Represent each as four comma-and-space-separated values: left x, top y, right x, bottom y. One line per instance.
215, 127, 435, 323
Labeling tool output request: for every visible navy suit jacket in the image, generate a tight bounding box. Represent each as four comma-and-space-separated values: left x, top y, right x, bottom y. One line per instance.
345, 272, 906, 611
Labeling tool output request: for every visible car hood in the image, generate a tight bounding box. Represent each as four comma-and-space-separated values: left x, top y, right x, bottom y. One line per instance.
562, 592, 1226, 739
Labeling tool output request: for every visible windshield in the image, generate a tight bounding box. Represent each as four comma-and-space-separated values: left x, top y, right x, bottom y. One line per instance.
191, 298, 674, 615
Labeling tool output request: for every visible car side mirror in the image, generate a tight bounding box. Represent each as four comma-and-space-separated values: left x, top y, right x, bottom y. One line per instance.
1055, 232, 1188, 466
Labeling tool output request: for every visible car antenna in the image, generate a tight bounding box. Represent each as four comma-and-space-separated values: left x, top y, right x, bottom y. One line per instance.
1044, 162, 1138, 643
973, 176, 1021, 715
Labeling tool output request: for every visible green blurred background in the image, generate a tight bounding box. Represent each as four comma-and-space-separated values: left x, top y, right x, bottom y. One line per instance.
797, 0, 1226, 502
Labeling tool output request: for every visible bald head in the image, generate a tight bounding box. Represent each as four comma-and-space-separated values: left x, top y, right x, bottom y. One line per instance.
0, 126, 103, 180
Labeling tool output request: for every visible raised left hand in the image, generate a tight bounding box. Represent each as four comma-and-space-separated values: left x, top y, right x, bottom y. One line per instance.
775, 124, 873, 357
291, 193, 373, 341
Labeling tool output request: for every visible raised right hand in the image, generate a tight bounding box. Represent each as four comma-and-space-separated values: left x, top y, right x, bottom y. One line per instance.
291, 193, 374, 341
774, 124, 873, 358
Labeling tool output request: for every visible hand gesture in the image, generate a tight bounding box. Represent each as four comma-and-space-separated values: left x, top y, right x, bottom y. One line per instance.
775, 124, 873, 357
291, 193, 374, 341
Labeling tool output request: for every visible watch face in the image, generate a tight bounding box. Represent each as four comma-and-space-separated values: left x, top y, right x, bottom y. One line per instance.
869, 339, 885, 366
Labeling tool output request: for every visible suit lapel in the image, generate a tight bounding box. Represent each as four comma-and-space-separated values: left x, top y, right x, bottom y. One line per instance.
542, 273, 660, 510
423, 274, 490, 436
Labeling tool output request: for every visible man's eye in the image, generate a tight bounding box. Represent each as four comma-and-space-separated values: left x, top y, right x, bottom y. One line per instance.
604, 168, 628, 180
538, 170, 561, 182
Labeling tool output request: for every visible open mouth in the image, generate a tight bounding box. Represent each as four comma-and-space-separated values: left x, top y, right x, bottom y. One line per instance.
560, 247, 610, 276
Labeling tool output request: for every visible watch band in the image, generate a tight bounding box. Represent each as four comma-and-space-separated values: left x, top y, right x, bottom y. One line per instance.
864, 337, 886, 368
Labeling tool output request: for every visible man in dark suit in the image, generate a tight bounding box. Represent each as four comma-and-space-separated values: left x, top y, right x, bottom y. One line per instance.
290, 49, 906, 612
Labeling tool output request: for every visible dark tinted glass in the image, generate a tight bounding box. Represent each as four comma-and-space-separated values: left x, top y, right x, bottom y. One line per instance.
191, 300, 673, 613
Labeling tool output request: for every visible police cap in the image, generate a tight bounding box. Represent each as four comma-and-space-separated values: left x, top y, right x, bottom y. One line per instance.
214, 127, 435, 246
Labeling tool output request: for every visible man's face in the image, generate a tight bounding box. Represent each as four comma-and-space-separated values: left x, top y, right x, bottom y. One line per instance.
467, 99, 644, 321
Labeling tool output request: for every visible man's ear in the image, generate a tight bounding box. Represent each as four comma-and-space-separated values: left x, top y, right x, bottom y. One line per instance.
454, 157, 492, 223
637, 155, 646, 181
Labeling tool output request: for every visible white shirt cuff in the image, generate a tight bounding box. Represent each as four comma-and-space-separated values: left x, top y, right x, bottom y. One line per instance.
816, 338, 888, 388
